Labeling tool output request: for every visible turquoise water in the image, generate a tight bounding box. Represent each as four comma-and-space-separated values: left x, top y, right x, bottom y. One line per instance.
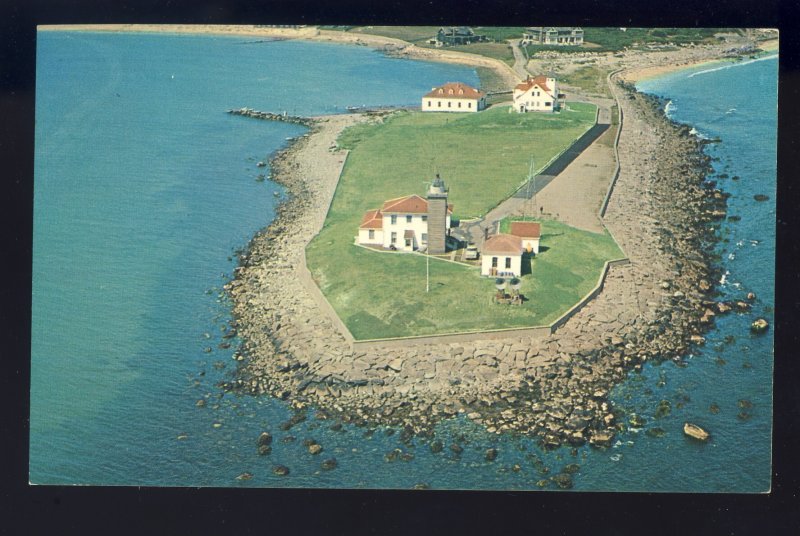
31, 32, 776, 491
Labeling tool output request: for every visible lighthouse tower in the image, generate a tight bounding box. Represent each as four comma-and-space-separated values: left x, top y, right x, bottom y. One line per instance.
426, 173, 448, 254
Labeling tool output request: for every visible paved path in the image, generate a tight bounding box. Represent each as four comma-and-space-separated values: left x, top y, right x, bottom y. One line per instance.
508, 39, 529, 79
456, 100, 614, 243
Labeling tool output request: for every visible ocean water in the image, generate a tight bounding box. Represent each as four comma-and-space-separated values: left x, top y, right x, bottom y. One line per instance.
31, 31, 776, 491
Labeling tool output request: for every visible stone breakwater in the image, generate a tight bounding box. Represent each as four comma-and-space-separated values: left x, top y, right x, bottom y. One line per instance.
226, 81, 738, 450
227, 107, 314, 126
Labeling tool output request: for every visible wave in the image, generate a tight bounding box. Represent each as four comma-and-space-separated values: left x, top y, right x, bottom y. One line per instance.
687, 53, 778, 79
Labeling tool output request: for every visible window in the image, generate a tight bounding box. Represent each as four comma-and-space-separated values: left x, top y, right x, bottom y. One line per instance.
448, 102, 451, 108
406, 215, 412, 223
421, 233, 428, 243
545, 101, 551, 107
391, 215, 397, 225
428, 100, 432, 106
505, 257, 512, 269
391, 232, 397, 244
491, 257, 498, 268
368, 229, 374, 239
458, 102, 462, 108
422, 215, 427, 222
405, 239, 411, 247
468, 102, 472, 108
438, 101, 441, 108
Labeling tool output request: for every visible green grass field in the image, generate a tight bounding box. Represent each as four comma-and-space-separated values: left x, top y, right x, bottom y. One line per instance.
304, 105, 628, 339
334, 104, 596, 219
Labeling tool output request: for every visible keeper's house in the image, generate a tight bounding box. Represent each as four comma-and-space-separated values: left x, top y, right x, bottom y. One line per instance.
513, 75, 560, 113
422, 82, 486, 113
357, 175, 453, 254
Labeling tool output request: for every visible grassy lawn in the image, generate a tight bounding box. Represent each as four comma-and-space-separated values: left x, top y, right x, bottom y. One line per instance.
305, 105, 619, 340
333, 104, 596, 220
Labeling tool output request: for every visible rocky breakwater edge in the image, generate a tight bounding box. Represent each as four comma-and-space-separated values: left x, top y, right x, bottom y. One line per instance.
221, 82, 748, 478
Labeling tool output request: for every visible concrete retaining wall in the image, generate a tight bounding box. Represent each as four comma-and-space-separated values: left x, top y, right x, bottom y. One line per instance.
598, 69, 625, 219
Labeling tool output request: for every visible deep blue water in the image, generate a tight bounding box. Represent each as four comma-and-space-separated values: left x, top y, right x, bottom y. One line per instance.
31, 32, 776, 491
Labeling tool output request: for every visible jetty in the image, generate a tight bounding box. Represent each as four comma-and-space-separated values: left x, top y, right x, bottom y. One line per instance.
227, 107, 313, 126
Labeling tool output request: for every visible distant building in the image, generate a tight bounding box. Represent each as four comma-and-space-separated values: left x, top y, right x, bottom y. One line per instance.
422, 82, 487, 113
481, 234, 523, 277
513, 75, 560, 113
433, 27, 487, 47
509, 221, 541, 254
357, 175, 453, 253
521, 27, 584, 46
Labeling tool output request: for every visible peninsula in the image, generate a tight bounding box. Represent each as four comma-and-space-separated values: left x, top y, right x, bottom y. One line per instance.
45, 25, 775, 450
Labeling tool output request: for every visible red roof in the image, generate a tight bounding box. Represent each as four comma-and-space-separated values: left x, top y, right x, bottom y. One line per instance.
510, 221, 541, 238
482, 233, 523, 255
359, 209, 383, 229
381, 195, 453, 215
514, 75, 554, 96
424, 82, 485, 100
382, 195, 428, 214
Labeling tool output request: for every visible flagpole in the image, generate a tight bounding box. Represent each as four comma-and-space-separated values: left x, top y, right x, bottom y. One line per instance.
426, 251, 430, 293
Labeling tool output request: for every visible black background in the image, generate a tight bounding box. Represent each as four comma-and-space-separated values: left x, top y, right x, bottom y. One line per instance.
2, 1, 798, 534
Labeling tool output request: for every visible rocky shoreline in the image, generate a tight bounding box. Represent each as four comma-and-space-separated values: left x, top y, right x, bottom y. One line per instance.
223, 65, 750, 453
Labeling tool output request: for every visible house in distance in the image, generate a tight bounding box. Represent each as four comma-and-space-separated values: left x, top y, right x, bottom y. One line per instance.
422, 82, 486, 113
432, 27, 487, 47
521, 27, 584, 46
357, 174, 453, 253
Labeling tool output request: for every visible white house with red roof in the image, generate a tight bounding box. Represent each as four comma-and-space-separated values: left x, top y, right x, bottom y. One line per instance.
481, 234, 524, 277
422, 82, 486, 113
357, 176, 453, 252
509, 221, 541, 254
513, 75, 559, 113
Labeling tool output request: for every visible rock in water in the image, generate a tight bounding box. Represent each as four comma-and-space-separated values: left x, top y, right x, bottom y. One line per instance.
272, 465, 290, 476
753, 194, 769, 201
485, 448, 498, 462
412, 482, 431, 490
257, 432, 273, 447
236, 472, 253, 481
257, 445, 272, 456
551, 472, 573, 489
429, 439, 444, 454
683, 422, 710, 441
308, 443, 323, 455
750, 318, 769, 333
321, 458, 338, 471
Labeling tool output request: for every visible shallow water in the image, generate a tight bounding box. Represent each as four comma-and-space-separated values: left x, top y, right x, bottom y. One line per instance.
31, 32, 776, 491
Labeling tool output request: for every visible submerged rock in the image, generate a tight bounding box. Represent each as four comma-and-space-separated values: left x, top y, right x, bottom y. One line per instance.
551, 472, 574, 489
429, 439, 444, 454
321, 458, 338, 470
750, 318, 769, 333
257, 432, 273, 447
485, 448, 498, 462
272, 464, 290, 476
235, 472, 253, 481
